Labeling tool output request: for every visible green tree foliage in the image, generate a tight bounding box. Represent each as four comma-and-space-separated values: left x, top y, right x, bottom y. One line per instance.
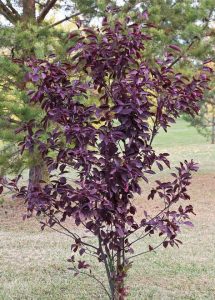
115, 1, 214, 70
139, 1, 215, 142
118, 0, 215, 140
183, 88, 215, 143
0, 0, 98, 182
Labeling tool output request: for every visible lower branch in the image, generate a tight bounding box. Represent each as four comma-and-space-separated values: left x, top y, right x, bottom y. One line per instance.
70, 268, 111, 300
128, 237, 168, 260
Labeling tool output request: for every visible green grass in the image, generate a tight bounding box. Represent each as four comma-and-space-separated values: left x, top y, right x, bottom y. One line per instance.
153, 119, 215, 174
1, 119, 215, 299
154, 119, 208, 147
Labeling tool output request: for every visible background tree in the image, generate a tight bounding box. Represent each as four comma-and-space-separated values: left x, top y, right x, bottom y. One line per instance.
116, 0, 215, 141
1, 15, 210, 300
0, 0, 99, 188
183, 88, 215, 143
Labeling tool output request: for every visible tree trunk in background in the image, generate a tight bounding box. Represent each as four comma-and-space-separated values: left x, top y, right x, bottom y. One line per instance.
22, 0, 36, 21
0, 0, 59, 190
28, 158, 50, 193
22, 0, 49, 190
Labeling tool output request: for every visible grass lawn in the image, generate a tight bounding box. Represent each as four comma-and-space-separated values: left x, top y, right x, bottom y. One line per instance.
0, 119, 215, 300
153, 119, 215, 174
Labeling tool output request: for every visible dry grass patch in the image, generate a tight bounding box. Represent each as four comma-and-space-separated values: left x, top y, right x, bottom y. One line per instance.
0, 173, 215, 299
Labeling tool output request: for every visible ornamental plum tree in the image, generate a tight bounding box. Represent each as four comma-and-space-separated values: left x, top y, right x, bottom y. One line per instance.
1, 15, 211, 300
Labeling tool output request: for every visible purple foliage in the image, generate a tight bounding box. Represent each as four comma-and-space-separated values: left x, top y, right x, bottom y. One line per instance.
0, 16, 210, 300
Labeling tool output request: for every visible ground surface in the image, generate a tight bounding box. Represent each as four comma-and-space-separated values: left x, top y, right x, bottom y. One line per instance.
0, 119, 215, 300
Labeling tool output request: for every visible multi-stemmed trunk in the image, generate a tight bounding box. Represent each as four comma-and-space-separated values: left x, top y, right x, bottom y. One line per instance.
107, 251, 126, 300
100, 235, 126, 300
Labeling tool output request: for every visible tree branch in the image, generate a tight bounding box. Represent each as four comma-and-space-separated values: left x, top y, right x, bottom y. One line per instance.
45, 211, 99, 251
168, 8, 214, 69
0, 0, 19, 23
149, 102, 160, 146
70, 268, 111, 300
98, 231, 113, 296
35, 0, 46, 9
48, 11, 81, 28
128, 237, 168, 260
168, 38, 198, 68
48, 4, 97, 29
6, 0, 20, 19
37, 0, 58, 23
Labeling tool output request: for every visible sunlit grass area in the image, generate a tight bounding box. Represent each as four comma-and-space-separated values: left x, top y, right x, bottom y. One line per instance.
1, 119, 215, 300
154, 118, 208, 147
154, 119, 215, 174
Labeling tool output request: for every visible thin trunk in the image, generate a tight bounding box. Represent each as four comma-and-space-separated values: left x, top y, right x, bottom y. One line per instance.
114, 237, 127, 300
114, 247, 126, 300
98, 232, 114, 299
115, 250, 121, 299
